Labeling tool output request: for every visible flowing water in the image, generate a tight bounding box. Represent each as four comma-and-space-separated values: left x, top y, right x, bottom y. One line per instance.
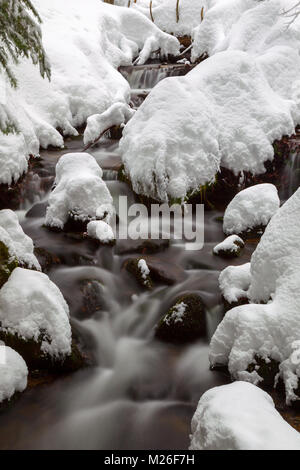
0, 65, 298, 450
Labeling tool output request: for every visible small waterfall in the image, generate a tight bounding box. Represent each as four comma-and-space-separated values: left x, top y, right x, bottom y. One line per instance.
280, 151, 300, 201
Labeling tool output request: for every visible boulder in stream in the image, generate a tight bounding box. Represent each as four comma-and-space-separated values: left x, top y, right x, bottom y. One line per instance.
155, 293, 206, 343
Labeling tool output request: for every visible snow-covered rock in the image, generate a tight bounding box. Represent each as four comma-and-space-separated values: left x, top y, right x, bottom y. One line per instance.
210, 188, 300, 404
45, 153, 114, 230
190, 382, 300, 450
0, 345, 28, 404
219, 263, 251, 305
87, 220, 115, 244
0, 0, 179, 185
115, 0, 209, 37
213, 234, 244, 257
137, 259, 150, 285
0, 267, 72, 358
223, 184, 280, 235
120, 0, 300, 202
0, 209, 40, 270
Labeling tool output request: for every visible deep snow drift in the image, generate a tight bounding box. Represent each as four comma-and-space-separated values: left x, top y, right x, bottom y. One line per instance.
0, 268, 72, 357
45, 153, 114, 229
0, 0, 179, 185
211, 187, 300, 404
0, 209, 40, 270
120, 0, 300, 202
223, 183, 280, 235
190, 382, 300, 450
0, 345, 28, 404
115, 0, 209, 37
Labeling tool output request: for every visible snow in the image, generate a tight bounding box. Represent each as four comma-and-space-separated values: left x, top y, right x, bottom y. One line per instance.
138, 259, 150, 284
0, 268, 72, 357
223, 184, 280, 235
83, 102, 135, 147
87, 220, 115, 244
115, 0, 209, 37
219, 263, 251, 304
164, 302, 187, 326
0, 345, 28, 404
120, 0, 300, 202
0, 209, 40, 270
213, 234, 244, 255
0, 0, 179, 185
45, 153, 114, 229
190, 382, 300, 450
0, 133, 29, 186
210, 188, 300, 404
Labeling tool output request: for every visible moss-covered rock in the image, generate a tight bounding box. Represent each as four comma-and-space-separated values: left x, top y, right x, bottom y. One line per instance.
0, 329, 85, 373
155, 293, 206, 343
79, 279, 106, 319
0, 241, 18, 288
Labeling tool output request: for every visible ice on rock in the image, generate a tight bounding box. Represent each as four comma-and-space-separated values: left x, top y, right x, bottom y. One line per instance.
210, 188, 300, 404
0, 345, 28, 404
219, 263, 251, 304
0, 209, 40, 270
87, 220, 115, 244
120, 0, 300, 202
0, 268, 72, 358
0, 0, 179, 185
45, 153, 114, 230
223, 184, 280, 235
190, 382, 300, 450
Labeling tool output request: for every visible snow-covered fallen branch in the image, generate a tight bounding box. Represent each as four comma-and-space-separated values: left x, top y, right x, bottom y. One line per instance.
83, 102, 135, 149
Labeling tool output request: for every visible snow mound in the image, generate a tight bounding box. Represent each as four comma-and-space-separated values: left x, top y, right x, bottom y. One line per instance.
87, 220, 115, 244
219, 263, 251, 304
0, 209, 40, 270
210, 188, 300, 403
120, 0, 300, 202
223, 184, 280, 235
45, 153, 114, 229
0, 268, 72, 357
190, 382, 300, 450
115, 0, 209, 37
213, 235, 244, 255
0, 0, 179, 185
0, 133, 29, 186
0, 345, 28, 404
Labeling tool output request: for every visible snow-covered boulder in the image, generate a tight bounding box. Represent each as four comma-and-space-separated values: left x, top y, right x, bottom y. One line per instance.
0, 209, 40, 287
0, 0, 179, 185
0, 209, 40, 270
210, 188, 300, 404
213, 234, 244, 258
0, 345, 28, 404
45, 153, 114, 230
87, 220, 115, 245
190, 382, 300, 450
223, 184, 280, 235
123, 257, 153, 289
120, 0, 300, 202
0, 267, 82, 370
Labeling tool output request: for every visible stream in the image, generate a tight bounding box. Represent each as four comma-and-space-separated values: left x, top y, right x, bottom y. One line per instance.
0, 63, 298, 450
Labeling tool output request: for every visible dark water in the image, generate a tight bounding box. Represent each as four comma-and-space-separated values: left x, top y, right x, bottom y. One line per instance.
0, 66, 298, 450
